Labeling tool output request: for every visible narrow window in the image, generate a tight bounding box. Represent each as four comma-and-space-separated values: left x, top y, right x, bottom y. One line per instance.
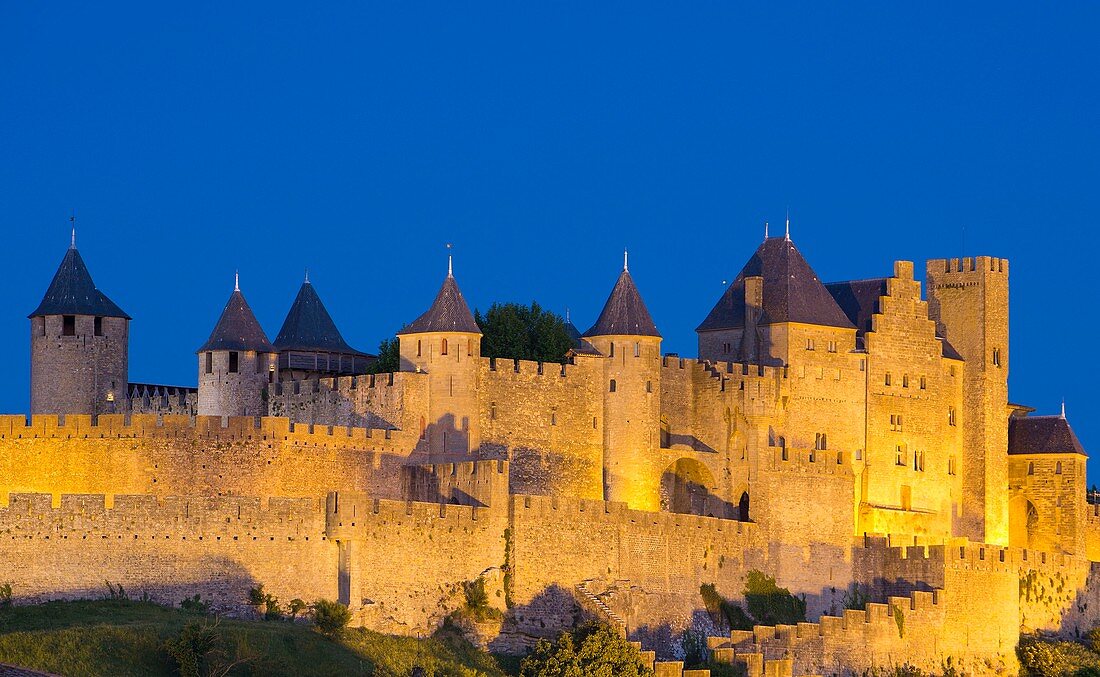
228, 351, 239, 373
949, 407, 956, 426
822, 433, 827, 450
490, 402, 497, 420
948, 456, 957, 476
896, 445, 905, 466
885, 373, 892, 386
1056, 461, 1063, 475
828, 341, 837, 353
855, 448, 863, 461
205, 352, 213, 374
914, 452, 920, 471
62, 315, 76, 336
441, 338, 448, 355
551, 411, 557, 426
809, 449, 816, 463
860, 359, 866, 372
903, 375, 909, 388
993, 348, 1001, 367
1027, 462, 1034, 476
646, 380, 652, 393
593, 417, 597, 429
609, 342, 615, 357
836, 452, 843, 465
890, 414, 896, 431
634, 342, 640, 357
920, 376, 926, 390
417, 340, 422, 357
781, 447, 789, 461
609, 379, 616, 393
806, 338, 815, 351
94, 316, 103, 336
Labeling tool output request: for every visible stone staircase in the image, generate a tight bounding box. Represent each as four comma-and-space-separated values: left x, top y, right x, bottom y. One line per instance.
574, 581, 712, 677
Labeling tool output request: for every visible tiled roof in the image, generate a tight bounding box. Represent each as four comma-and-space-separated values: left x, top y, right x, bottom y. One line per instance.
397, 275, 480, 335
274, 281, 368, 355
28, 246, 129, 319
1008, 416, 1087, 456
697, 237, 853, 332
583, 269, 660, 338
197, 289, 275, 353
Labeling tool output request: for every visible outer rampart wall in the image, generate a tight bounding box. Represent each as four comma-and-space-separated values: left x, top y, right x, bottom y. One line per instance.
0, 414, 418, 502
0, 492, 335, 612
269, 371, 428, 432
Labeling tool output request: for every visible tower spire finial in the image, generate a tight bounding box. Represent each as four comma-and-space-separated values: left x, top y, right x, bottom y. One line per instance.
70, 211, 76, 249
1062, 398, 1066, 419
566, 306, 570, 323
764, 220, 769, 241
234, 270, 239, 292
785, 207, 790, 240
624, 248, 628, 272
304, 268, 309, 284
446, 243, 453, 277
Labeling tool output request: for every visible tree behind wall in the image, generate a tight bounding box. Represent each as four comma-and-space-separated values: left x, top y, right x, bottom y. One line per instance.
476, 302, 573, 364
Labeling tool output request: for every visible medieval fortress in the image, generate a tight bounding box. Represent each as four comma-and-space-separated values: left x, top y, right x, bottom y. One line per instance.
3, 229, 1096, 675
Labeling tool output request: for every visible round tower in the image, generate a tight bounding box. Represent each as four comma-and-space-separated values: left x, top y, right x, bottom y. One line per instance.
29, 235, 130, 417
197, 275, 277, 418
582, 253, 662, 510
397, 256, 482, 456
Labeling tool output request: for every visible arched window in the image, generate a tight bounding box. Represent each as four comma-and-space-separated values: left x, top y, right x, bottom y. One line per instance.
441, 338, 448, 355
1056, 461, 1063, 475
739, 492, 750, 522
609, 379, 616, 392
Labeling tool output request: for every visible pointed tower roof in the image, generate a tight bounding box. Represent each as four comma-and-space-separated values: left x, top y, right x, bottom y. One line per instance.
583, 269, 661, 338
1009, 415, 1087, 456
397, 274, 480, 335
197, 288, 275, 353
273, 280, 368, 355
697, 237, 853, 332
29, 246, 129, 319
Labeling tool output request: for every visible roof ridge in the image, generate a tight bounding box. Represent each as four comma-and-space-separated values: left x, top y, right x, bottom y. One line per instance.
397, 274, 480, 335
582, 269, 660, 338
197, 289, 275, 353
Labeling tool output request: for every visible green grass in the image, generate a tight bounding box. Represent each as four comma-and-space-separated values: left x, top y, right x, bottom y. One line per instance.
0, 599, 514, 676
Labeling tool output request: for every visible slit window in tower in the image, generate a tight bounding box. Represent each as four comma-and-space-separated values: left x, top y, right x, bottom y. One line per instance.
441, 338, 448, 355
228, 351, 239, 374
94, 316, 103, 336
993, 348, 1001, 366
609, 379, 616, 393
62, 315, 75, 336
205, 352, 213, 374
417, 340, 422, 357
634, 342, 640, 357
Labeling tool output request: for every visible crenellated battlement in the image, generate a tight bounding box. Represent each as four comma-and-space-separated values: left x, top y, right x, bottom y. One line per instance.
926, 256, 1009, 276
0, 413, 410, 450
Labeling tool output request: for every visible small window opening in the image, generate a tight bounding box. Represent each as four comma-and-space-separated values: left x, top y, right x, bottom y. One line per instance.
441, 338, 449, 355
634, 342, 640, 357
948, 456, 957, 476
62, 315, 76, 336
828, 340, 837, 353
228, 351, 239, 373
903, 374, 909, 388
806, 338, 815, 351
609, 379, 617, 393
94, 316, 103, 336
885, 372, 892, 386
993, 348, 1001, 367
205, 352, 213, 374
896, 445, 906, 466
1027, 462, 1034, 476
949, 407, 956, 426
781, 447, 789, 461
1056, 461, 1062, 475
609, 342, 615, 357
551, 411, 557, 426
490, 402, 497, 420
646, 380, 652, 393
417, 340, 422, 357
920, 376, 926, 390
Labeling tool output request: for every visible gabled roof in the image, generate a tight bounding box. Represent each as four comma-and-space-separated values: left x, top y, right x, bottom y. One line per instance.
397, 274, 480, 335
29, 246, 130, 319
697, 237, 853, 332
583, 269, 661, 338
197, 289, 275, 353
1008, 415, 1087, 456
273, 281, 369, 355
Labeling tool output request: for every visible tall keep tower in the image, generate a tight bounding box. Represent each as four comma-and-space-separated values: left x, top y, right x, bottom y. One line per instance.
196, 277, 277, 418
29, 237, 130, 416
397, 261, 482, 456
926, 256, 1010, 545
583, 255, 662, 510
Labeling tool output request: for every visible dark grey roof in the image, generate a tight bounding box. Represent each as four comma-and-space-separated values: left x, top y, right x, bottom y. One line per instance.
274, 281, 369, 355
197, 289, 275, 353
698, 237, 854, 332
397, 275, 480, 335
1009, 416, 1087, 456
564, 319, 583, 345
29, 246, 130, 319
939, 338, 963, 361
583, 269, 661, 338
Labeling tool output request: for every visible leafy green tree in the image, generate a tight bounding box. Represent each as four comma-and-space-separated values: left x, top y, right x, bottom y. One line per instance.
744, 570, 805, 626
476, 302, 573, 364
312, 599, 352, 639
366, 337, 400, 374
519, 623, 652, 677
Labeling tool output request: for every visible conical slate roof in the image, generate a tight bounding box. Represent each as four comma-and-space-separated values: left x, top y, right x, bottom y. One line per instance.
697, 237, 854, 332
397, 275, 481, 335
1009, 415, 1087, 456
583, 269, 661, 338
29, 246, 129, 319
274, 280, 367, 355
197, 289, 275, 353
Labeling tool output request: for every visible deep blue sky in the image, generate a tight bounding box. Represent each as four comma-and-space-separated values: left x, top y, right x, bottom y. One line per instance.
2, 4, 1097, 468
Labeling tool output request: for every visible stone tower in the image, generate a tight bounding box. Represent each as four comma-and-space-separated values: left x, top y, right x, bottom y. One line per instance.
926, 256, 1010, 545
582, 255, 662, 510
29, 237, 130, 416
397, 262, 482, 456
196, 277, 277, 418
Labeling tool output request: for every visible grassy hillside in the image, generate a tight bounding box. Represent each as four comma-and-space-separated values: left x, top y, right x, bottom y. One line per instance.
0, 599, 515, 676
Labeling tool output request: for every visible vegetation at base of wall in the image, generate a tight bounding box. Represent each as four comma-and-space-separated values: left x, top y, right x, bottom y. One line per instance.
179, 595, 212, 615
0, 583, 11, 609
475, 303, 574, 364
519, 622, 652, 677
311, 599, 352, 639
1017, 635, 1100, 677
743, 570, 806, 626
246, 584, 283, 621
0, 598, 511, 676
365, 338, 400, 374
699, 583, 753, 631
460, 579, 503, 624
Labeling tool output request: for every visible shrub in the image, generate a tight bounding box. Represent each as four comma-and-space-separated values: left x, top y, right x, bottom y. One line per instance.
163, 620, 219, 677
680, 628, 708, 668
461, 578, 502, 623
1018, 637, 1100, 677
519, 622, 652, 677
312, 599, 351, 638
0, 582, 11, 608
105, 581, 128, 601
247, 584, 281, 621
287, 598, 308, 621
180, 594, 212, 615
246, 585, 267, 608
263, 595, 282, 621
744, 570, 805, 626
